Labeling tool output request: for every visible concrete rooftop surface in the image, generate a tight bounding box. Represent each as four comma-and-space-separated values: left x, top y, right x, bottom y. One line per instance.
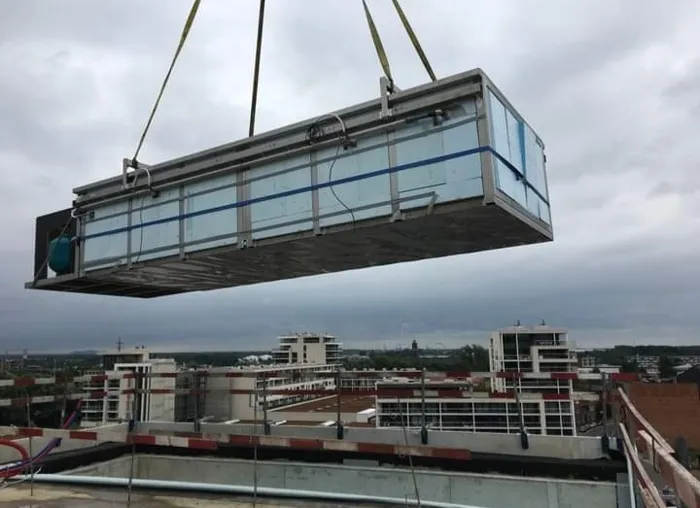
0, 484, 384, 508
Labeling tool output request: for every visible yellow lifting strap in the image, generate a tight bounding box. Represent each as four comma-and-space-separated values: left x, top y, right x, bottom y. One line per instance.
390, 0, 436, 82
361, 0, 437, 87
132, 0, 202, 164
361, 0, 394, 88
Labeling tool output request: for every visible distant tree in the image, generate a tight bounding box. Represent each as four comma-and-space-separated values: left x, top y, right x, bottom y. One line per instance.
341, 344, 490, 372
620, 360, 640, 374
658, 355, 676, 379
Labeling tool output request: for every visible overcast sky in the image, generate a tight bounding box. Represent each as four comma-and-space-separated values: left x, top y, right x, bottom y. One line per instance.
2, 0, 699, 353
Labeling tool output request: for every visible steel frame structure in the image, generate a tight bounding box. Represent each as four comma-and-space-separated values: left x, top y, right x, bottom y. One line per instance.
27, 70, 552, 297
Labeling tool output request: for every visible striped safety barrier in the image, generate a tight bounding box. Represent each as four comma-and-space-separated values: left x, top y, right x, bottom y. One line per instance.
0, 423, 128, 443
0, 392, 100, 408
0, 425, 471, 461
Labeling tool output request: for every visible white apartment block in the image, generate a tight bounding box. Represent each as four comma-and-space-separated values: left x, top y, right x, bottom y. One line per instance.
489, 325, 577, 394
578, 353, 597, 368
272, 333, 341, 365
340, 368, 422, 391
202, 363, 336, 421
80, 346, 176, 427
375, 324, 578, 436
375, 383, 575, 436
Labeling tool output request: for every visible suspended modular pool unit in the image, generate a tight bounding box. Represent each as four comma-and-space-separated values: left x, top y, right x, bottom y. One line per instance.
27, 69, 552, 298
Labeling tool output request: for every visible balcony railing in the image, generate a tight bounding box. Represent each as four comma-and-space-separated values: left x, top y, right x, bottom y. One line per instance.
538, 355, 577, 362
502, 355, 532, 361
532, 339, 571, 346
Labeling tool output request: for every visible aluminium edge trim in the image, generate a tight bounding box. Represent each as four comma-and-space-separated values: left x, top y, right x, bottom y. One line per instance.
72, 74, 486, 199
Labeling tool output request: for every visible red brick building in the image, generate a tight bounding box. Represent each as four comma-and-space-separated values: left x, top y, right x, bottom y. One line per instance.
624, 382, 700, 449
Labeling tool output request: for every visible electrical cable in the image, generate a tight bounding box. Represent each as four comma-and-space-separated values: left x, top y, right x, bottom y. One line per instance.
131, 194, 147, 266
0, 400, 83, 478
109, 165, 154, 272
130, 164, 153, 190
0, 409, 80, 473
305, 114, 357, 230
0, 440, 29, 479
326, 144, 356, 229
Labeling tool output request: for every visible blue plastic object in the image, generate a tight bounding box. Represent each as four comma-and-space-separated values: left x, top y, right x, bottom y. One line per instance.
48, 235, 72, 275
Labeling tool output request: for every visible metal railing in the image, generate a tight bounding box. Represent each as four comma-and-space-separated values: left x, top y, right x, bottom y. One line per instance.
616, 386, 700, 508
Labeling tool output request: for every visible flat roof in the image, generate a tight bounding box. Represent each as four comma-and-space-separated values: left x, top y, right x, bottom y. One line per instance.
271, 394, 374, 414
497, 326, 569, 334
205, 364, 337, 374
237, 419, 374, 428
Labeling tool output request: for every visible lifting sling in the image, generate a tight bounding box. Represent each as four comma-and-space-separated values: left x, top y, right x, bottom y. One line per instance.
361, 0, 437, 89
130, 0, 437, 168
131, 0, 201, 166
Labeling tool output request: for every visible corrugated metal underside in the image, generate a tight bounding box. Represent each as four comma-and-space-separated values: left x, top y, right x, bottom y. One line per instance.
29, 200, 551, 298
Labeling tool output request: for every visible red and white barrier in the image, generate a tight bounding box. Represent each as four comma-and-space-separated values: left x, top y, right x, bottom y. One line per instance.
0, 425, 470, 461
0, 423, 128, 444
0, 392, 99, 408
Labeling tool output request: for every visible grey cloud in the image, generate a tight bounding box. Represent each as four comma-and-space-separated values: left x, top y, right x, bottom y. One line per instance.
1, 0, 700, 353
0, 1, 185, 49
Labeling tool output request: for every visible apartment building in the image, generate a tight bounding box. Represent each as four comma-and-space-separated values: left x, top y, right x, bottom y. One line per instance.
339, 368, 422, 391
272, 333, 341, 365
375, 324, 578, 436
489, 325, 577, 394
79, 346, 176, 427
192, 334, 341, 421
578, 353, 597, 368
375, 382, 574, 436
175, 369, 207, 422
201, 363, 336, 421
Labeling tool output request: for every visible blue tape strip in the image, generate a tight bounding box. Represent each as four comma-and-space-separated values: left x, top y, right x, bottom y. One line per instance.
83, 145, 548, 241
